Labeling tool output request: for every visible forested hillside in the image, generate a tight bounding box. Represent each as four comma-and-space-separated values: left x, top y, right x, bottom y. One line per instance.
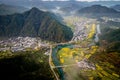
0, 7, 73, 42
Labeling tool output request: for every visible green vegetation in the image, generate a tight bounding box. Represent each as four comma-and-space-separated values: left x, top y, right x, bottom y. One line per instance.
102, 28, 120, 42
55, 21, 120, 80
89, 52, 120, 79
99, 22, 120, 53
0, 49, 55, 80
87, 21, 120, 80
0, 7, 73, 42
57, 45, 120, 80
100, 21, 120, 40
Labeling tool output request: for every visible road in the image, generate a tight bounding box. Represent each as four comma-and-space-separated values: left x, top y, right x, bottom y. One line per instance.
49, 45, 59, 80
52, 64, 77, 68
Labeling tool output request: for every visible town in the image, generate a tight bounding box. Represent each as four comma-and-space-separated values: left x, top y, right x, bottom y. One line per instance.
0, 37, 49, 52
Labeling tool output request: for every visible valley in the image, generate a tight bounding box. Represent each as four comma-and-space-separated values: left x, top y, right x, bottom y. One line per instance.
0, 15, 120, 80
49, 16, 120, 80
0, 1, 120, 80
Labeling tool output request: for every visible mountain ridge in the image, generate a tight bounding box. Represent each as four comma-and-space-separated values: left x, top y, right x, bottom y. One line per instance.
0, 7, 73, 42
77, 5, 120, 18
0, 4, 28, 15
79, 5, 119, 13
111, 5, 120, 12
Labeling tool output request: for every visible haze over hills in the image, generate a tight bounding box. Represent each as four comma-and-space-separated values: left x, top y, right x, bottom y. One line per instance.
77, 5, 120, 18
0, 7, 73, 42
78, 5, 119, 13
111, 5, 120, 12
0, 1, 120, 10
1, 1, 120, 16
0, 4, 28, 15
59, 3, 83, 14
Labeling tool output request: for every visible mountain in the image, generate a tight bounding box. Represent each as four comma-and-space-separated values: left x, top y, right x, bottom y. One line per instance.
0, 7, 73, 42
60, 3, 83, 14
0, 4, 28, 15
77, 5, 120, 18
111, 5, 120, 12
99, 20, 120, 53
79, 5, 118, 13
100, 26, 120, 52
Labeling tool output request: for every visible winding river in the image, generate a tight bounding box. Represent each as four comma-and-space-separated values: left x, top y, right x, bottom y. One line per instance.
51, 24, 101, 80
52, 44, 73, 80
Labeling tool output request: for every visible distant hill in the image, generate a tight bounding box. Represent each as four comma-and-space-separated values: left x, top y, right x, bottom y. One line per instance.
0, 4, 28, 15
60, 3, 83, 14
99, 20, 120, 52
111, 5, 120, 12
77, 5, 120, 18
100, 26, 120, 52
0, 7, 73, 42
1, 0, 120, 9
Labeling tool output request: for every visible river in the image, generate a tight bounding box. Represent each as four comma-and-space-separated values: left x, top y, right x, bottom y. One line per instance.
94, 24, 101, 42
51, 24, 100, 80
52, 44, 73, 80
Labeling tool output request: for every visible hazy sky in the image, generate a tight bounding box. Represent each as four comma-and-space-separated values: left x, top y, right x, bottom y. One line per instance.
0, 0, 119, 7
34, 0, 119, 1
0, 0, 118, 1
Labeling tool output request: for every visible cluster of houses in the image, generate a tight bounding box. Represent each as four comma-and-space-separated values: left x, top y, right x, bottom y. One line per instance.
0, 37, 49, 52
72, 22, 88, 41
